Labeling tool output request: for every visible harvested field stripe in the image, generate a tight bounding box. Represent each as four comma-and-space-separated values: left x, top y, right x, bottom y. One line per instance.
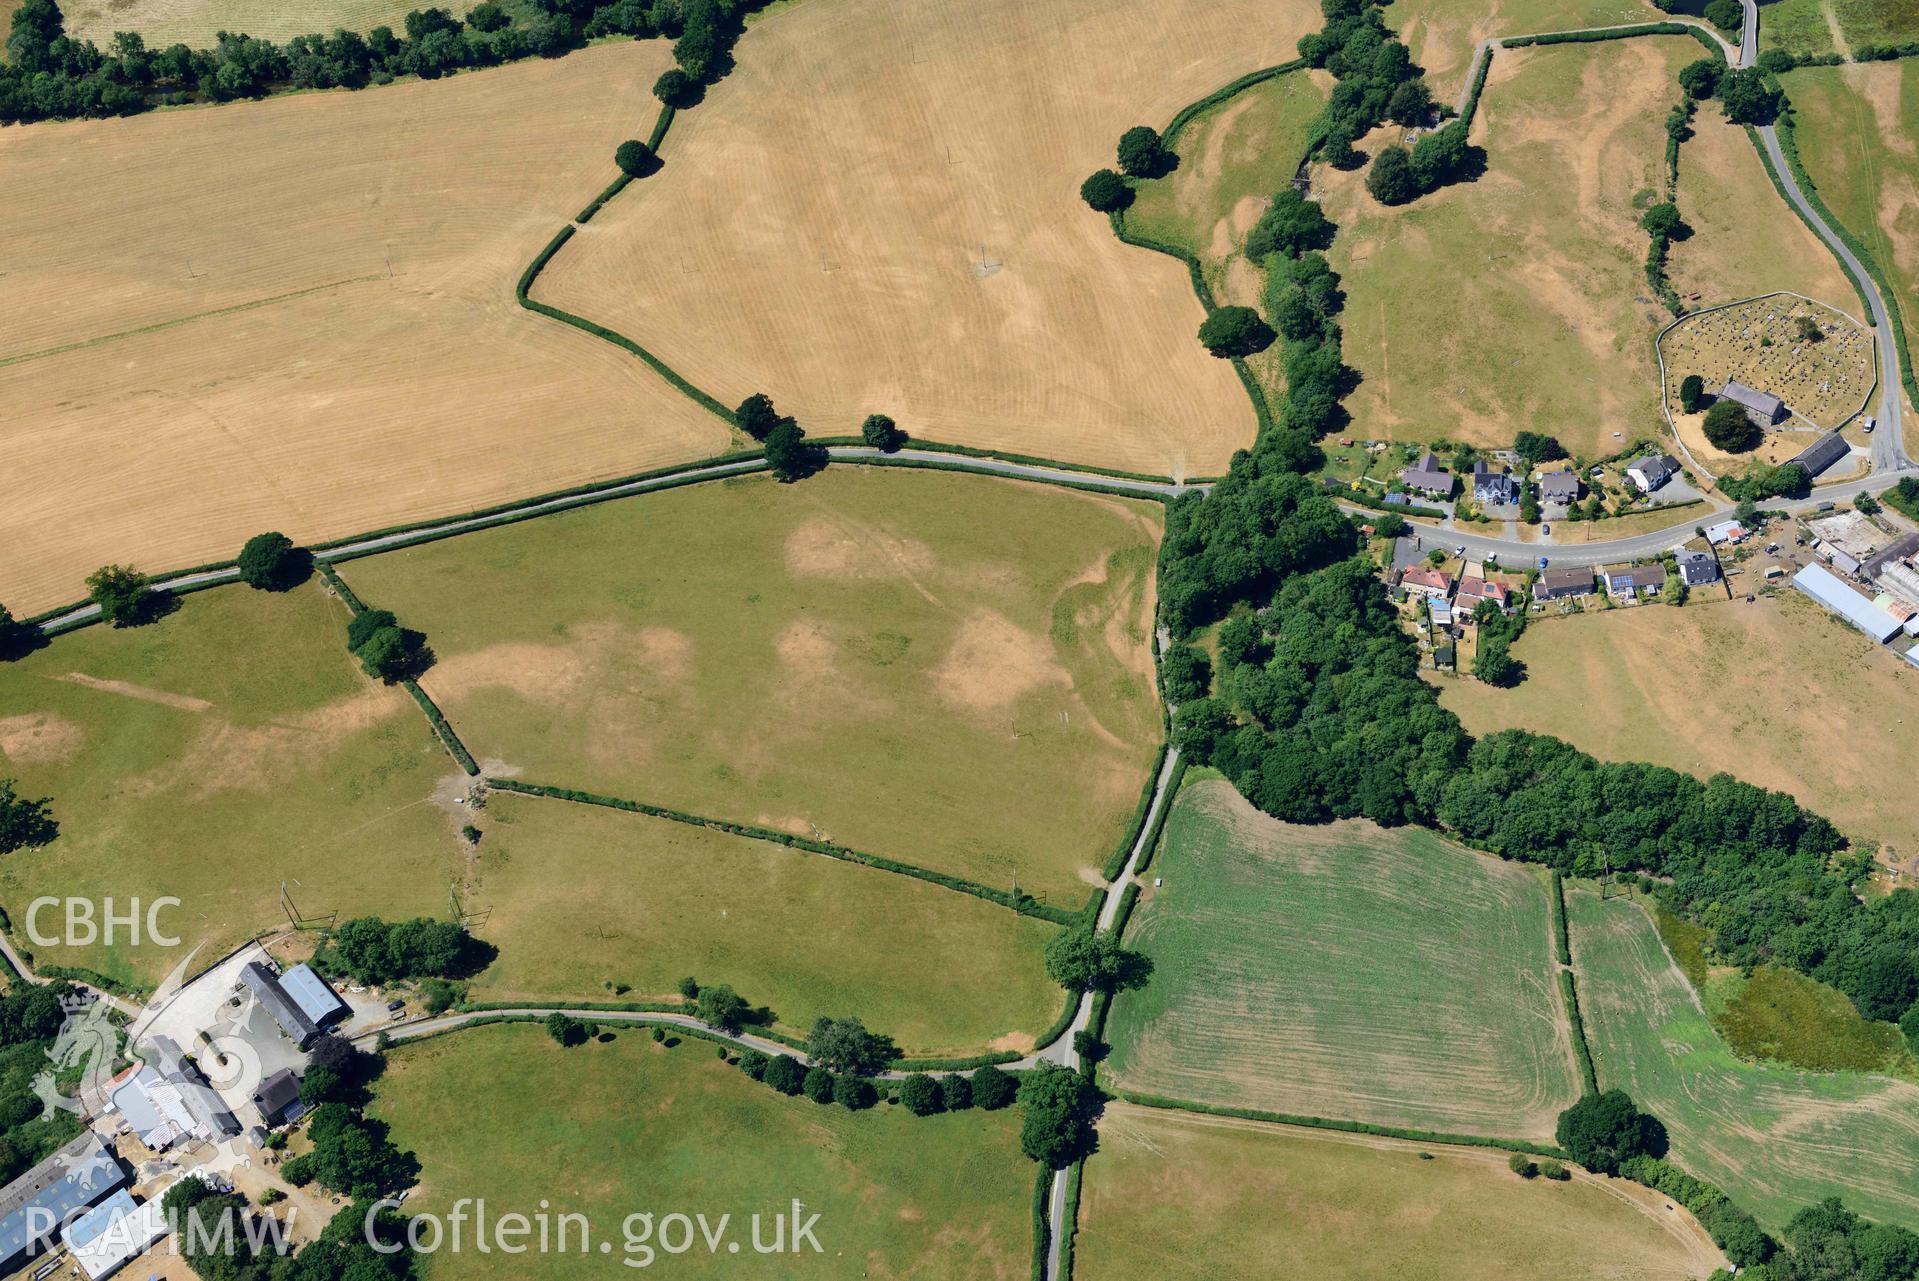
484, 777, 1091, 927
0, 274, 384, 370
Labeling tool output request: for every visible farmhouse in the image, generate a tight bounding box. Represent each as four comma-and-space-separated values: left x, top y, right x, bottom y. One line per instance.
1535, 567, 1594, 601
1472, 460, 1518, 505
0, 1133, 127, 1274
1604, 566, 1665, 601
1786, 430, 1851, 480
1399, 452, 1453, 499
1537, 471, 1581, 505
1794, 562, 1905, 642
1626, 454, 1679, 493
1399, 567, 1454, 599
253, 1068, 307, 1128
1677, 550, 1720, 586
1720, 379, 1787, 426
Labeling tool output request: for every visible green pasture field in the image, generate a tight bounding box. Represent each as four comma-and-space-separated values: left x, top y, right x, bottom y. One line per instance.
371, 1023, 1033, 1280
1102, 779, 1580, 1141
1322, 37, 1688, 458
1761, 0, 1919, 58
1076, 1102, 1727, 1281
1122, 67, 1330, 407
0, 581, 461, 990
339, 467, 1165, 907
1782, 61, 1919, 354
464, 793, 1064, 1057
1567, 887, 1919, 1231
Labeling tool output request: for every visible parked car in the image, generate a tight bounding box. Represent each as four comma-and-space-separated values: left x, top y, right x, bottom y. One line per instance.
1540, 523, 1550, 535
1865, 417, 1877, 433
386, 998, 406, 1013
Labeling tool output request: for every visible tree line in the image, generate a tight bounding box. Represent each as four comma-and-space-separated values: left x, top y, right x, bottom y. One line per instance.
1, 0, 773, 124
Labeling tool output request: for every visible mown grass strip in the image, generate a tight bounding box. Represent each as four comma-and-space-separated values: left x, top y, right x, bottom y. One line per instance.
485, 778, 1082, 925
1110, 1090, 1569, 1159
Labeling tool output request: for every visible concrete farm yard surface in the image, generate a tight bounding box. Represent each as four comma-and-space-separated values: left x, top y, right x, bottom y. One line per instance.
340, 467, 1165, 907
1320, 37, 1689, 458
371, 1024, 1034, 1280
0, 41, 729, 618
0, 582, 462, 989
1076, 1103, 1726, 1281
1103, 779, 1582, 1141
1436, 595, 1919, 858
534, 0, 1325, 481
462, 793, 1065, 1058
1568, 887, 1919, 1232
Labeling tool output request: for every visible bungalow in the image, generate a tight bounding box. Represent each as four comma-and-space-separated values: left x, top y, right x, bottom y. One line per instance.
1455, 576, 1510, 614
1626, 454, 1680, 494
1400, 567, 1454, 599
1704, 519, 1748, 546
1537, 471, 1581, 506
1399, 452, 1453, 499
1535, 566, 1594, 601
1472, 460, 1518, 505
1603, 565, 1665, 601
1720, 379, 1786, 427
1677, 549, 1720, 586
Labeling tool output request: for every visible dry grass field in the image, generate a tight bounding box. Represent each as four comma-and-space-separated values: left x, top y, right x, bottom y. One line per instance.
0, 580, 463, 991
1077, 1104, 1726, 1281
1386, 0, 1663, 102
1570, 888, 1919, 1231
537, 0, 1325, 480
463, 793, 1065, 1057
341, 467, 1165, 907
1761, 0, 1919, 59
58, 0, 415, 45
1320, 38, 1687, 458
1670, 114, 1860, 311
1104, 779, 1580, 1141
1438, 594, 1919, 858
0, 43, 729, 617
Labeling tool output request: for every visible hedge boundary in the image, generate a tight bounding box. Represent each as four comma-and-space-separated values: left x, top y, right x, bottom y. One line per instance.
1559, 968, 1599, 1094
1550, 870, 1571, 966
1101, 744, 1169, 880
574, 105, 677, 223
484, 778, 1082, 925
1029, 1166, 1052, 1281
805, 436, 1197, 487
1501, 21, 1720, 52
1765, 95, 1919, 405
1111, 1091, 1569, 1159
1057, 1159, 1084, 1280
1130, 757, 1186, 877
1459, 43, 1493, 126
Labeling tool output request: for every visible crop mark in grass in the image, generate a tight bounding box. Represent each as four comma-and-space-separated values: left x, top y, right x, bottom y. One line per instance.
0, 275, 384, 370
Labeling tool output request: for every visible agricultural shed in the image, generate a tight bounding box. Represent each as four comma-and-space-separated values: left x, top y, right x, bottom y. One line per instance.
1786, 430, 1851, 479
62, 1187, 170, 1281
240, 963, 319, 1049
0, 1133, 126, 1273
1793, 563, 1905, 642
278, 964, 347, 1031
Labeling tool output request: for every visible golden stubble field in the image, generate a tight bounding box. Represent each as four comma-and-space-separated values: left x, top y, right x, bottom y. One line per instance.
538, 0, 1323, 480
0, 43, 730, 616
58, 0, 415, 46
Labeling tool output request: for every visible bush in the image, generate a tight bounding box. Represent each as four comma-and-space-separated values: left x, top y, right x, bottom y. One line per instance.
1045, 923, 1153, 993
1508, 1152, 1539, 1178
1160, 643, 1212, 703
1244, 189, 1334, 260
734, 392, 781, 441
1196, 306, 1275, 358
1678, 57, 1722, 101
1116, 125, 1171, 178
1640, 202, 1685, 238
737, 1049, 769, 1081
695, 983, 747, 1033
653, 67, 698, 106
677, 976, 700, 999
765, 420, 826, 483
1555, 1090, 1667, 1175
323, 916, 492, 985
833, 1074, 876, 1110
544, 1012, 590, 1046
1703, 0, 1740, 31
1679, 373, 1704, 413
970, 1064, 1015, 1110
1016, 1063, 1096, 1167
1366, 146, 1417, 205
1718, 67, 1779, 125
939, 1073, 973, 1111
805, 1016, 896, 1076
237, 531, 308, 589
859, 413, 905, 452
1538, 1159, 1570, 1181
613, 138, 656, 176
1079, 168, 1133, 213
898, 1073, 943, 1116
1703, 400, 1761, 451
86, 564, 156, 627
420, 978, 456, 1015
762, 1055, 805, 1095
802, 1065, 836, 1104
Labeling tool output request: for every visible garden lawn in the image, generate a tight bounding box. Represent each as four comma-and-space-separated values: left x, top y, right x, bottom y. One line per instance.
371, 1023, 1033, 1280
339, 467, 1165, 908
1567, 887, 1919, 1232
1075, 1103, 1726, 1281
464, 793, 1065, 1058
0, 581, 462, 991
1102, 779, 1580, 1142
1121, 66, 1331, 410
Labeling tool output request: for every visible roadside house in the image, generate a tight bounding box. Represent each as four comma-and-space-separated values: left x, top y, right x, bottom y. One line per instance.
1677, 549, 1720, 587
1535, 567, 1594, 601
1400, 567, 1454, 600
1472, 460, 1518, 505
1626, 454, 1679, 494
1399, 452, 1453, 499
1455, 576, 1510, 615
1720, 379, 1786, 426
1537, 471, 1581, 506
1603, 565, 1665, 601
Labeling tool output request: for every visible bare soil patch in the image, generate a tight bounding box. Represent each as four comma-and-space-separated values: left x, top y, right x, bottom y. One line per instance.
57, 673, 213, 712
538, 0, 1324, 478
0, 712, 85, 764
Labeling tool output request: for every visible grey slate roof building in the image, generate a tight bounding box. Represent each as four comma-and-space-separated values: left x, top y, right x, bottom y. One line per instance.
241, 962, 320, 1049
1626, 454, 1679, 493
1677, 550, 1720, 586
1605, 565, 1665, 596
1787, 430, 1850, 479
1537, 471, 1581, 504
278, 964, 348, 1032
1535, 567, 1594, 600
1399, 452, 1453, 498
0, 1132, 127, 1272
252, 1069, 306, 1128
1720, 379, 1786, 425
1472, 459, 1518, 505
146, 1035, 241, 1140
